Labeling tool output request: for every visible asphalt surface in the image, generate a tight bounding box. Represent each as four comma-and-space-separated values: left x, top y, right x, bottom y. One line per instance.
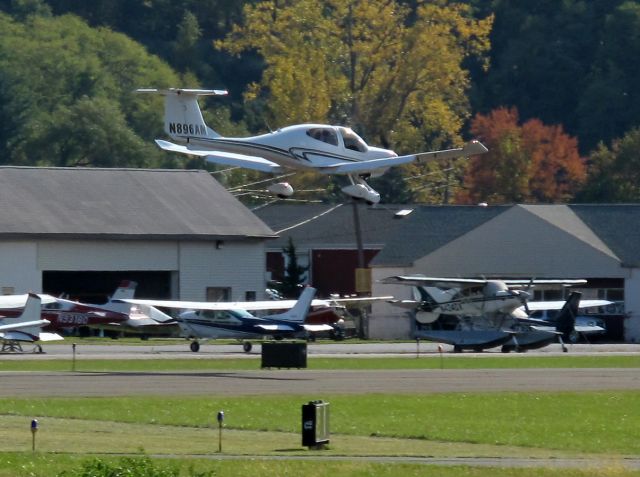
1, 341, 639, 470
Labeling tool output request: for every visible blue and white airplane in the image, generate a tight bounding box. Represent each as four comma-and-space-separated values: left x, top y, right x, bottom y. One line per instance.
137, 88, 488, 204
118, 287, 332, 352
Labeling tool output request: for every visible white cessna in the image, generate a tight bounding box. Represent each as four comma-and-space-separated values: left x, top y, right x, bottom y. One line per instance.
137, 88, 488, 204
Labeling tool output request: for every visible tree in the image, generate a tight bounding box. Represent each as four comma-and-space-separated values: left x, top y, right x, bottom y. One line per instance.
576, 127, 640, 202
277, 237, 308, 299
217, 0, 493, 203
457, 107, 586, 204
0, 12, 182, 167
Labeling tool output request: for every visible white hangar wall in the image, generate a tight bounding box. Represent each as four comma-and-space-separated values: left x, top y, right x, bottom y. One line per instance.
0, 239, 267, 301
0, 241, 41, 294
625, 269, 640, 343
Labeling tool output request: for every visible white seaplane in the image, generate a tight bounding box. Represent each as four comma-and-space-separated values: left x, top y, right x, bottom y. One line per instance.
137, 88, 488, 204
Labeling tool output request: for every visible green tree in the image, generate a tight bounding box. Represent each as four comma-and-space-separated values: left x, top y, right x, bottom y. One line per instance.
0, 12, 183, 167
576, 127, 640, 202
278, 237, 308, 299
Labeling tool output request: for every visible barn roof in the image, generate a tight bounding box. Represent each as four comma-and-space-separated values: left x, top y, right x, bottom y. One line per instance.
252, 202, 413, 249
0, 167, 275, 240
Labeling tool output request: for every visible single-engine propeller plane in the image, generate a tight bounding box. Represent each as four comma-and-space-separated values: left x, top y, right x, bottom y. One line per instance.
118, 287, 332, 352
137, 88, 488, 204
383, 276, 609, 352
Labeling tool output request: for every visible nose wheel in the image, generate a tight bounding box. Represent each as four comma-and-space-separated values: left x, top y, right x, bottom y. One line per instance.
190, 341, 200, 352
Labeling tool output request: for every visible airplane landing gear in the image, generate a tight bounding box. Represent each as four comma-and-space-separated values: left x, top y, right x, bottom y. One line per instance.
243, 342, 252, 353
190, 341, 200, 352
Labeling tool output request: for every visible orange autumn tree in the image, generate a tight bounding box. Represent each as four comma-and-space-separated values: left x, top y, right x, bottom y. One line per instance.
457, 107, 586, 204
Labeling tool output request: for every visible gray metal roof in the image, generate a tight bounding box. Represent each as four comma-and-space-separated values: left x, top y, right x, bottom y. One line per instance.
371, 204, 640, 269
252, 202, 415, 249
0, 167, 275, 240
369, 205, 507, 267
570, 204, 640, 267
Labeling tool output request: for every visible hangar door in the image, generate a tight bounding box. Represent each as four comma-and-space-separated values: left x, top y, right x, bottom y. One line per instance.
43, 271, 172, 303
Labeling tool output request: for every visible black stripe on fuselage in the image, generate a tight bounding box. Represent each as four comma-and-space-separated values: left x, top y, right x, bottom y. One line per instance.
175, 136, 361, 168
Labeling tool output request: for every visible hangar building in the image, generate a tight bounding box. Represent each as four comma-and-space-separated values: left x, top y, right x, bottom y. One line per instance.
0, 167, 276, 302
370, 204, 640, 342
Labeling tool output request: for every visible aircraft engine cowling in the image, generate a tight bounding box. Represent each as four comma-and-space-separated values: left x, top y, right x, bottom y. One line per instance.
415, 311, 440, 324
267, 182, 294, 198
341, 184, 381, 205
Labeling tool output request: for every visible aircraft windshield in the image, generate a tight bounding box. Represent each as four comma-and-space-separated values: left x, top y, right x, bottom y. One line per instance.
339, 127, 368, 152
231, 309, 255, 319
306, 128, 338, 146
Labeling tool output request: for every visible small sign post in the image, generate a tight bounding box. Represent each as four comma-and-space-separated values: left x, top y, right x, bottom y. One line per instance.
217, 411, 224, 453
30, 419, 38, 452
72, 343, 77, 371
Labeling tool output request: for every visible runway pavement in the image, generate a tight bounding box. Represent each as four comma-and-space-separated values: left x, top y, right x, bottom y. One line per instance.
0, 342, 639, 397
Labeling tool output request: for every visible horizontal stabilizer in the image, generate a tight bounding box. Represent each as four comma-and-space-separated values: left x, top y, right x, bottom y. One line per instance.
257, 324, 295, 332
137, 88, 228, 97
303, 324, 334, 332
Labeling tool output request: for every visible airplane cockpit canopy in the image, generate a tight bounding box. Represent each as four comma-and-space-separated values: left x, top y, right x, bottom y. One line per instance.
338, 127, 368, 152
306, 127, 338, 146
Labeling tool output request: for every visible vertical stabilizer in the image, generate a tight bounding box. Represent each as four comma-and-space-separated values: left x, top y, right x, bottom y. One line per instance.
136, 88, 227, 141
267, 287, 317, 323
106, 281, 138, 315
556, 291, 581, 339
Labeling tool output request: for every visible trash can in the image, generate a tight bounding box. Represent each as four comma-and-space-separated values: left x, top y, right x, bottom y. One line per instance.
261, 341, 307, 368
302, 400, 330, 448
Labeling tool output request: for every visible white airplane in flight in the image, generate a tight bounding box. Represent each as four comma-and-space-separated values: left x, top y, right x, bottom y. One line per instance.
137, 88, 488, 204
118, 287, 334, 352
0, 294, 62, 353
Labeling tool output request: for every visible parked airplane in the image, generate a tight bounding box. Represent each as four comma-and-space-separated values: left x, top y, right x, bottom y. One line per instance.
118, 287, 331, 352
383, 276, 608, 352
137, 88, 488, 204
0, 281, 175, 335
0, 294, 62, 353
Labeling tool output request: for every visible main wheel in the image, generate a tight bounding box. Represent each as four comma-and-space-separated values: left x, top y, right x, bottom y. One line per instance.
243, 342, 252, 353
190, 341, 200, 352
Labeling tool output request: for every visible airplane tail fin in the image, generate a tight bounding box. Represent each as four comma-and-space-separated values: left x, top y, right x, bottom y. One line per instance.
136, 88, 228, 141
105, 280, 138, 315
0, 294, 46, 341
555, 291, 581, 339
413, 286, 451, 324
267, 287, 317, 323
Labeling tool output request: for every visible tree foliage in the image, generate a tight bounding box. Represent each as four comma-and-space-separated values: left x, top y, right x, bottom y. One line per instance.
576, 127, 640, 202
457, 107, 586, 204
0, 11, 186, 167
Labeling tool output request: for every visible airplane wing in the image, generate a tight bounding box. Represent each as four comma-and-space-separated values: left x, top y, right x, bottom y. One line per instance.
117, 297, 391, 311
526, 299, 612, 311
319, 141, 488, 175
155, 140, 284, 173
381, 276, 488, 289
0, 294, 58, 309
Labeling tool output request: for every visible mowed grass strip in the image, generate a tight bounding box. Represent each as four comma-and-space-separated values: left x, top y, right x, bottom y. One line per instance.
0, 392, 638, 455
1, 454, 638, 477
1, 354, 639, 372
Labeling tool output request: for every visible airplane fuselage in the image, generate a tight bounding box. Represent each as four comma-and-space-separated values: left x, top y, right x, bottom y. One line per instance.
172, 124, 397, 175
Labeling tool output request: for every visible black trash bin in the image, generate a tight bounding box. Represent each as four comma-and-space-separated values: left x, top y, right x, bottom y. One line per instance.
302, 400, 330, 448
261, 341, 307, 368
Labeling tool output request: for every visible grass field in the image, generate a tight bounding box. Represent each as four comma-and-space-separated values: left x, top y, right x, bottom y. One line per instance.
0, 353, 639, 476
1, 354, 639, 371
